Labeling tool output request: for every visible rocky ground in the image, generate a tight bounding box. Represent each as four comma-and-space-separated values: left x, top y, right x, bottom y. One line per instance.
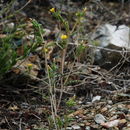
0, 0, 130, 130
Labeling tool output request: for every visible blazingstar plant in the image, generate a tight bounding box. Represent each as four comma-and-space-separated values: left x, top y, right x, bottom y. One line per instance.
48, 7, 87, 129
49, 6, 87, 102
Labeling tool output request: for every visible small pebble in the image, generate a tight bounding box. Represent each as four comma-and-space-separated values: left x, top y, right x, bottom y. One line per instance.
7, 22, 15, 29
127, 116, 130, 121
66, 127, 72, 130
127, 123, 130, 127
72, 125, 81, 130
79, 123, 85, 127
107, 100, 113, 105
109, 115, 118, 120
101, 107, 108, 112
75, 116, 79, 119
94, 114, 107, 124
92, 96, 101, 103
85, 126, 91, 130
111, 111, 116, 114
20, 102, 29, 109
117, 104, 123, 108
106, 105, 112, 109
78, 101, 82, 104
122, 127, 130, 130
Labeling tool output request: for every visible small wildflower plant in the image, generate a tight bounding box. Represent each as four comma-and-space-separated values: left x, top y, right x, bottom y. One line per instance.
47, 7, 87, 129
66, 97, 76, 108
27, 63, 33, 73
0, 42, 17, 78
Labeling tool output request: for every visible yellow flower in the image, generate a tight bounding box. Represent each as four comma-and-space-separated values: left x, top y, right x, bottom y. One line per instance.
50, 8, 55, 13
75, 12, 79, 16
47, 65, 52, 70
44, 48, 49, 53
27, 64, 33, 68
61, 34, 68, 40
80, 17, 85, 22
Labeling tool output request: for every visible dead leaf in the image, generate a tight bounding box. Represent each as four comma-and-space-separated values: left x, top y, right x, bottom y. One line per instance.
101, 119, 126, 128
0, 34, 7, 38
12, 68, 21, 74
8, 105, 19, 111
68, 109, 84, 117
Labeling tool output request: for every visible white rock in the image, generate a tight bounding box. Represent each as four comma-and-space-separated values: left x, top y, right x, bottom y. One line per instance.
92, 96, 101, 102
91, 24, 130, 68
92, 24, 130, 48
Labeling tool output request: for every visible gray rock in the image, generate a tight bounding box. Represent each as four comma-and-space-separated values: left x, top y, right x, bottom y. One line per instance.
94, 114, 107, 124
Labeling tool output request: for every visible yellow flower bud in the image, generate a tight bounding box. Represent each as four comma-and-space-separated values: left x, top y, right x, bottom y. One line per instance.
44, 48, 49, 53
80, 17, 85, 22
50, 8, 55, 13
83, 7, 87, 12
27, 64, 33, 68
60, 34, 68, 40
47, 65, 52, 70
